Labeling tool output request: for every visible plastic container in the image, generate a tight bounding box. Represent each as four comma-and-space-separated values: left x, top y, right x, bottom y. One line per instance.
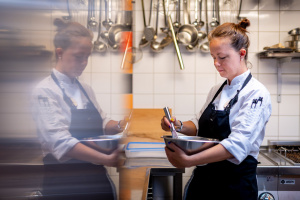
125, 142, 167, 158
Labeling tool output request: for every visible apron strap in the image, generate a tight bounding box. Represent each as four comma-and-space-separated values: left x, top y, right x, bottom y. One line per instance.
51, 72, 77, 108
209, 80, 227, 104
74, 79, 95, 107
51, 72, 95, 109
225, 73, 252, 112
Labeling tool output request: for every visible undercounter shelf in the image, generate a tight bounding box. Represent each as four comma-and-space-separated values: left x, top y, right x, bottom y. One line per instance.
258, 51, 300, 103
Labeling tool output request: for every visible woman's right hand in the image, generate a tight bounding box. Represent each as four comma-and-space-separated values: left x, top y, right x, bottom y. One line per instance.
103, 148, 123, 167
161, 116, 177, 131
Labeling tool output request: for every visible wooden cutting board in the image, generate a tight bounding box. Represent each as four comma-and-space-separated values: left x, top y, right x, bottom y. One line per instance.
126, 109, 171, 140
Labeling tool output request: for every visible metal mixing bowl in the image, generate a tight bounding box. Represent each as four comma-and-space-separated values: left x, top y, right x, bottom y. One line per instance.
162, 135, 219, 155
81, 135, 122, 154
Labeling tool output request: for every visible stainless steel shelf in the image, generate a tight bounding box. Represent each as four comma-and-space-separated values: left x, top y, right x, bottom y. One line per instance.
258, 51, 300, 103
258, 51, 300, 58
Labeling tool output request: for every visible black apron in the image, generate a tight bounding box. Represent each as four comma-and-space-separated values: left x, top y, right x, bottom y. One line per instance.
184, 73, 258, 200
41, 73, 116, 200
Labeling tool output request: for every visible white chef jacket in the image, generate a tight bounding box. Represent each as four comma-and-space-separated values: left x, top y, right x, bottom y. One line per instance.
31, 69, 111, 162
190, 70, 272, 165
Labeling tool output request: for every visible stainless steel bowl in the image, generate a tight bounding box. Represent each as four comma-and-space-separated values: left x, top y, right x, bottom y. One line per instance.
81, 135, 122, 154
162, 135, 219, 155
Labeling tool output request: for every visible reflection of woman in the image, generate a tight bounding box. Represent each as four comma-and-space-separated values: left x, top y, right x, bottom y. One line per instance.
161, 19, 272, 200
31, 19, 123, 200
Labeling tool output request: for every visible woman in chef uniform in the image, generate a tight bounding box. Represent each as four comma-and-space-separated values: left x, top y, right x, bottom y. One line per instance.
161, 19, 272, 200
31, 19, 125, 200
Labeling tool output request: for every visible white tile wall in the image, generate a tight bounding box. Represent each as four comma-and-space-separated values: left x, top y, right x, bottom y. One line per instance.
1, 0, 300, 197
133, 0, 300, 142
132, 0, 300, 192
0, 0, 127, 139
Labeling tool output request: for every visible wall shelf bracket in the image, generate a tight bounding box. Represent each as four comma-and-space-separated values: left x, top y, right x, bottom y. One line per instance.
258, 52, 300, 103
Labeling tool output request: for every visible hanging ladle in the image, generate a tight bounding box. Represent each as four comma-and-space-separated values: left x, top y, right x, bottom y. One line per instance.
62, 0, 72, 21
186, 0, 204, 51
159, 0, 173, 48
210, 0, 219, 28
150, 0, 163, 52
173, 0, 181, 31
93, 0, 107, 52
144, 0, 155, 42
237, 0, 244, 21
200, 0, 210, 53
192, 0, 201, 30
177, 0, 198, 45
107, 2, 131, 51
139, 0, 150, 48
100, 0, 109, 41
197, 0, 207, 40
198, 0, 204, 27
102, 0, 113, 30
88, 0, 98, 28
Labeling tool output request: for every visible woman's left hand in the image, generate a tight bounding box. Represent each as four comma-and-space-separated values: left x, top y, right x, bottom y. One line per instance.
165, 142, 193, 168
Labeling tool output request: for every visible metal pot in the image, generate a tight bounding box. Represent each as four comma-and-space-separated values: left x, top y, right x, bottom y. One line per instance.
288, 28, 300, 36
285, 40, 300, 52
291, 35, 300, 41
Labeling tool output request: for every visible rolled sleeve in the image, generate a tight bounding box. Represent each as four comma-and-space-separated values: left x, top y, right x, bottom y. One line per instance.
192, 74, 271, 165
220, 134, 252, 164
52, 136, 79, 162
31, 85, 80, 162
221, 88, 272, 164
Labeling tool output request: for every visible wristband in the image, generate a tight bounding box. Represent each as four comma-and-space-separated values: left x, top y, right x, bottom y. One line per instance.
117, 120, 122, 129
176, 120, 183, 132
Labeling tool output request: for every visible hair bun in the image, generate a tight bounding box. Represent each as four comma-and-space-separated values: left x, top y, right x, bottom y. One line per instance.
238, 18, 250, 30
54, 18, 68, 31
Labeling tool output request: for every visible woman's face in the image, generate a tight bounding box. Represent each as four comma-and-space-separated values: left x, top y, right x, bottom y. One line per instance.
57, 36, 93, 78
209, 37, 246, 83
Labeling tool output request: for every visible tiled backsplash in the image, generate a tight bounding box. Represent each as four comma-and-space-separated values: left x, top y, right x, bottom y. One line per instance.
0, 0, 127, 139
0, 0, 299, 144
0, 0, 299, 198
132, 0, 300, 144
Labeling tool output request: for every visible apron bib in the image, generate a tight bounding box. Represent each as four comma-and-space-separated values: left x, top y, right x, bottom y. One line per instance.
185, 74, 258, 200
41, 73, 116, 200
